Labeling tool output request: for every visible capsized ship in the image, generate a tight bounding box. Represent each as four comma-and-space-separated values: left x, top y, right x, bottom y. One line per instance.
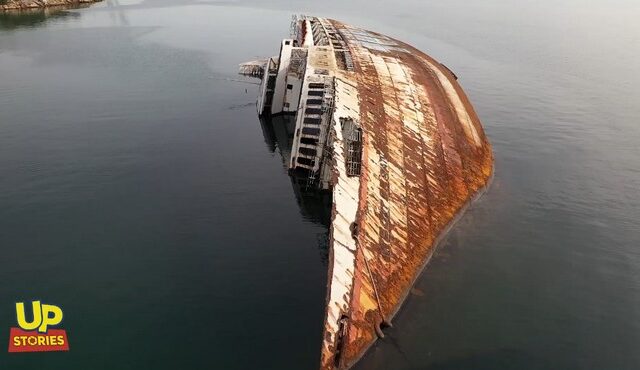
240, 16, 493, 370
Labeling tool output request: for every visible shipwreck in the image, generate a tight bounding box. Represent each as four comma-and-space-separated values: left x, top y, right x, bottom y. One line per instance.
240, 16, 494, 370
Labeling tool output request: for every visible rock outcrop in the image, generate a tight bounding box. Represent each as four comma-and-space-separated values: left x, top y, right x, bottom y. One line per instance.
1, 0, 101, 11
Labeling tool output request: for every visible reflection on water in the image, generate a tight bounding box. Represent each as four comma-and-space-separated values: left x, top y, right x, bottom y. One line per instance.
259, 115, 332, 227
0, 5, 329, 370
259, 115, 332, 262
105, 0, 130, 26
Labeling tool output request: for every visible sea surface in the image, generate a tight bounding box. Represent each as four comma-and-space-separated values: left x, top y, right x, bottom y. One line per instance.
1, 1, 639, 369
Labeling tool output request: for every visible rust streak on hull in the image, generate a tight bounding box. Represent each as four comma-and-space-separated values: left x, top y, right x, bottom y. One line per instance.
242, 16, 493, 370
323, 20, 493, 370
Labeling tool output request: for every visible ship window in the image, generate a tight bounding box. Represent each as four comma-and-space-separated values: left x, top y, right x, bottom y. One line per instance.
341, 118, 362, 177
285, 40, 291, 45
304, 117, 321, 125
308, 82, 325, 89
305, 108, 322, 115
299, 147, 317, 156
297, 157, 315, 166
301, 137, 318, 145
306, 99, 322, 106
308, 90, 324, 97
287, 84, 293, 90
302, 127, 320, 136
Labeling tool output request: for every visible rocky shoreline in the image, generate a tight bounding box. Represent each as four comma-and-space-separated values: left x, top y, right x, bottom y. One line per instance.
1, 0, 101, 11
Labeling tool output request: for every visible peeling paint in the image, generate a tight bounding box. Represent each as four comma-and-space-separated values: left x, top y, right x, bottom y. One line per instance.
243, 15, 493, 370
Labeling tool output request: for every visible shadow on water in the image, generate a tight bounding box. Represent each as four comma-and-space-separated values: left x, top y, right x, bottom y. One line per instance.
259, 114, 332, 264
0, 6, 87, 30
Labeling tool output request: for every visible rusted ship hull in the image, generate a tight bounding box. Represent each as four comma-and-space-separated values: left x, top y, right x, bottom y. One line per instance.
242, 16, 493, 370
323, 20, 493, 370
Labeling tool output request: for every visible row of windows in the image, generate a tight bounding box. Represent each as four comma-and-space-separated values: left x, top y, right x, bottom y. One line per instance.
288, 80, 325, 91
294, 81, 327, 168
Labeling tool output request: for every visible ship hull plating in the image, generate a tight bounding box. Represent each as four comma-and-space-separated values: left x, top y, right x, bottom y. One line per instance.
242, 15, 493, 370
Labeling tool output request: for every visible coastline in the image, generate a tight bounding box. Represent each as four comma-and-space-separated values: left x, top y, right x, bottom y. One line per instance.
1, 0, 101, 11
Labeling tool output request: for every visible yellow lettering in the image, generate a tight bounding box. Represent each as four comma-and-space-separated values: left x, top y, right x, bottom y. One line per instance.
16, 301, 42, 331
13, 336, 21, 347
39, 304, 63, 333
27, 336, 37, 346
57, 335, 65, 346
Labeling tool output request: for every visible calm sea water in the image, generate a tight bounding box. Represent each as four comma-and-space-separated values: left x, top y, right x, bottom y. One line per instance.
1, 1, 639, 369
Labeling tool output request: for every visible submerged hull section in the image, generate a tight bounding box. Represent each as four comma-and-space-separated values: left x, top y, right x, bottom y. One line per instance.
243, 16, 493, 370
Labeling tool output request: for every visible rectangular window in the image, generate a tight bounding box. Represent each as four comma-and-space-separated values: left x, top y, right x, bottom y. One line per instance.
297, 157, 315, 166
302, 127, 320, 136
305, 108, 322, 115
299, 147, 317, 157
301, 137, 318, 145
342, 118, 362, 177
304, 117, 321, 125
287, 84, 293, 90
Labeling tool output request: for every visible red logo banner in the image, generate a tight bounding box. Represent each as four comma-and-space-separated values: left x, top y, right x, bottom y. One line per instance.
7, 327, 70, 352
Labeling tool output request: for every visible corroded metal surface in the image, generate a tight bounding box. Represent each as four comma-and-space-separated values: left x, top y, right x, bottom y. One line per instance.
244, 15, 493, 370
319, 19, 493, 370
